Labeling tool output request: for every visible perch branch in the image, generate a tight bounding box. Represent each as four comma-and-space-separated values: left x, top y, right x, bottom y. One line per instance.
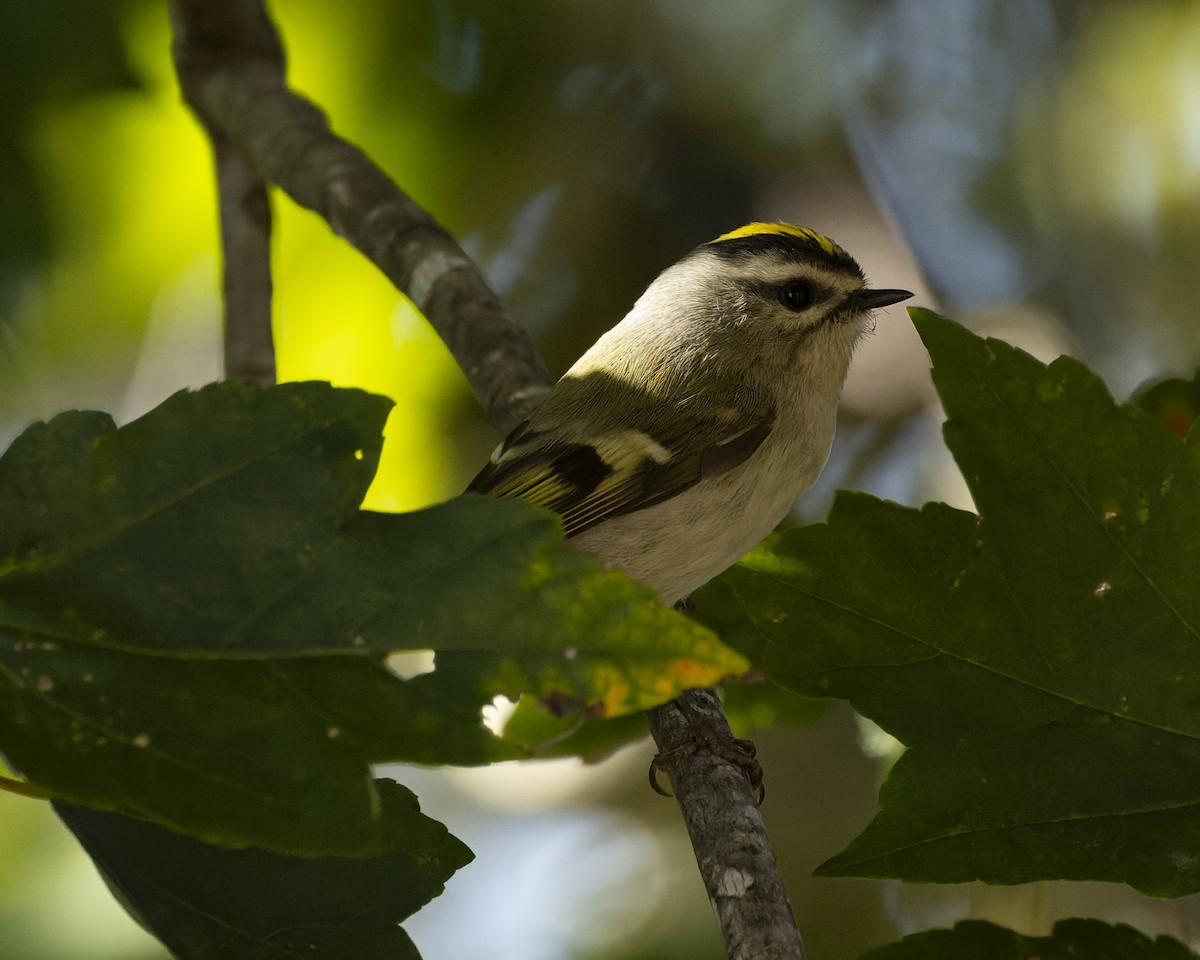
648, 689, 805, 960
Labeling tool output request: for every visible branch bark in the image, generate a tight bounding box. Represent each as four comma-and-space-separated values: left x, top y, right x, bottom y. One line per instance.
169, 0, 551, 432
170, 0, 278, 387
647, 689, 806, 960
168, 2, 802, 957
212, 137, 276, 386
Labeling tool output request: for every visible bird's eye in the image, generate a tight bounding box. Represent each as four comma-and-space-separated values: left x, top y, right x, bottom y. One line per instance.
778, 280, 816, 312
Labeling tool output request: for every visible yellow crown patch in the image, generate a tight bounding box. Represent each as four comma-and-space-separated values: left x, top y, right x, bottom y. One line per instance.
713, 222, 847, 259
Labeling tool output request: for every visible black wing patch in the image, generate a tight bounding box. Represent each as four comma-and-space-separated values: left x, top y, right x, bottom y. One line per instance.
468, 392, 775, 538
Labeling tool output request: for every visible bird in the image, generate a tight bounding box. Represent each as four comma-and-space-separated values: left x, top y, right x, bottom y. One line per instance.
468, 222, 912, 606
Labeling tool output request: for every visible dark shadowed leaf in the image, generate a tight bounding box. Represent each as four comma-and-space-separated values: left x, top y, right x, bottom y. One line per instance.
695, 310, 1200, 895
55, 778, 469, 960
0, 381, 741, 854
862, 918, 1198, 960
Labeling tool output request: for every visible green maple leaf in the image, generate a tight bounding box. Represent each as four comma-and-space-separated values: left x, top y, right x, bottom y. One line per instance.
695, 309, 1200, 896
0, 381, 742, 855
863, 918, 1198, 960
55, 779, 470, 960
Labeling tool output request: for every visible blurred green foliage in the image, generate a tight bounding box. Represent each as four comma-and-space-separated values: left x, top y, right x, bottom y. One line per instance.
0, 0, 135, 320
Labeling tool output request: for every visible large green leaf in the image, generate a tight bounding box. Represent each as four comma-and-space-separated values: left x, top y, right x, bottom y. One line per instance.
54, 778, 470, 960
695, 310, 1200, 895
0, 381, 741, 854
862, 918, 1198, 960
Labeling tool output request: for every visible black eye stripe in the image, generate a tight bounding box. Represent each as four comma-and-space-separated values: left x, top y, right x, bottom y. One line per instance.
743, 278, 837, 313
775, 279, 838, 311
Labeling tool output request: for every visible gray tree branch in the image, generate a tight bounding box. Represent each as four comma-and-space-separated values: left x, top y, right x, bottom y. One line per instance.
647, 689, 806, 960
212, 137, 276, 387
169, 0, 551, 432
170, 0, 278, 388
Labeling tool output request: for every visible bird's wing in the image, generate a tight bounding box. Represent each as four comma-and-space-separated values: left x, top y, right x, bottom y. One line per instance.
468, 373, 774, 538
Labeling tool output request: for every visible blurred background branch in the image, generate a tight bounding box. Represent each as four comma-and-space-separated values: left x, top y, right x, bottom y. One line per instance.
211, 138, 276, 386
170, 0, 278, 387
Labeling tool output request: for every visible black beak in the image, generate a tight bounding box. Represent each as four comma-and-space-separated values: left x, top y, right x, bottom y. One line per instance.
850, 288, 913, 310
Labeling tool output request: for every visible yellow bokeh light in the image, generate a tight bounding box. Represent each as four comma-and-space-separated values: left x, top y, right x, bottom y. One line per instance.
7, 2, 475, 511
1022, 3, 1200, 230
273, 201, 466, 510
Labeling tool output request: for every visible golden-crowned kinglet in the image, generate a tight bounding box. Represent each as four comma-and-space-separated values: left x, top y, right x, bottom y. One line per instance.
469, 222, 912, 605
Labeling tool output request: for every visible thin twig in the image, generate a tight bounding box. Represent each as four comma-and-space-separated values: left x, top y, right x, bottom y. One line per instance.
213, 136, 276, 386
167, 3, 802, 957
169, 0, 278, 387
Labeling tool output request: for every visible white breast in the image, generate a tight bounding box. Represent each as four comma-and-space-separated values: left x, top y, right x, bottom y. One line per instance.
570, 403, 837, 604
